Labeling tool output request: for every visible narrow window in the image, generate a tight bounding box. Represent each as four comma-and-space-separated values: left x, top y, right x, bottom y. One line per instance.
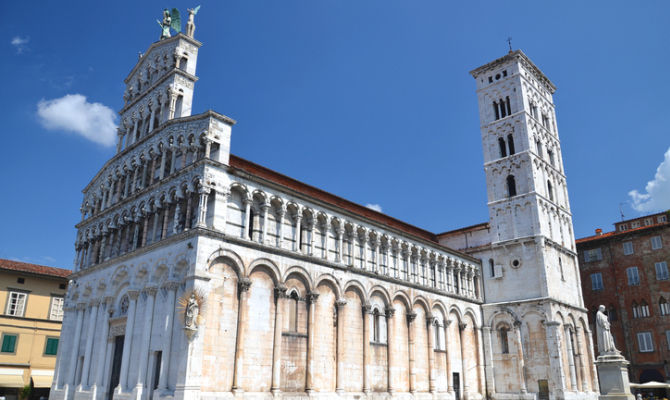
641, 301, 650, 317
590, 273, 603, 291
499, 328, 509, 354
498, 138, 507, 157
547, 150, 555, 166
632, 302, 639, 318
1, 334, 17, 353
660, 297, 670, 316
5, 292, 27, 316
627, 267, 640, 286
489, 259, 495, 278
493, 102, 500, 120
50, 297, 64, 321
655, 261, 669, 280
651, 236, 663, 250
547, 180, 554, 201
44, 337, 59, 355
637, 332, 654, 352
536, 140, 543, 157
500, 99, 507, 118
623, 241, 634, 255
608, 304, 617, 321
505, 96, 512, 115
288, 292, 299, 332
559, 257, 564, 281
506, 175, 517, 197
507, 134, 515, 155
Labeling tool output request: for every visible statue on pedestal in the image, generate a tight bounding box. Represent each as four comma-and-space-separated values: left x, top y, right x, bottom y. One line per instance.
596, 304, 618, 355
185, 293, 199, 330
186, 6, 200, 38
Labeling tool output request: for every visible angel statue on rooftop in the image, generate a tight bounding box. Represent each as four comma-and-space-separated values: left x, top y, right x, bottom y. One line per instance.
186, 5, 200, 38
157, 8, 182, 40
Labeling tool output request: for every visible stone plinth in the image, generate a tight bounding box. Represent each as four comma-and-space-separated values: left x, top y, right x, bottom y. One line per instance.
596, 353, 634, 400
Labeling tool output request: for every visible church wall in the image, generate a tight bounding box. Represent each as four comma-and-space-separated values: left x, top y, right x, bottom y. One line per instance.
312, 283, 336, 392
412, 305, 430, 392
342, 289, 364, 392
390, 299, 410, 392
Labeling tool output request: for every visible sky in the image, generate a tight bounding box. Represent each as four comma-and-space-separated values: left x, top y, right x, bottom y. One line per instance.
1, 1, 669, 269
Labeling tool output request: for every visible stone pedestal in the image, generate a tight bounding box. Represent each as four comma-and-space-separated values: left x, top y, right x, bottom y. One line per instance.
596, 353, 635, 400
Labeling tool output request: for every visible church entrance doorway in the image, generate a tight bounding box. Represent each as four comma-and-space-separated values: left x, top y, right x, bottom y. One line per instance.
453, 373, 460, 400
108, 335, 125, 400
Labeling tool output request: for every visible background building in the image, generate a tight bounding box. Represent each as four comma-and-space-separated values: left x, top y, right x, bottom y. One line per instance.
577, 211, 670, 383
0, 259, 70, 400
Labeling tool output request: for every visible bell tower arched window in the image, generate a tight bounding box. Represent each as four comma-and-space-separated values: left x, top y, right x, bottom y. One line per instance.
499, 326, 510, 354
548, 180, 554, 202
498, 137, 507, 158
507, 134, 515, 155
506, 175, 517, 197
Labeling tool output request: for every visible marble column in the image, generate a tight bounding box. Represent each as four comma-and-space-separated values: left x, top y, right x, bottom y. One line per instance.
80, 301, 100, 389
585, 328, 599, 392
407, 311, 417, 393
276, 207, 285, 248
118, 290, 139, 392
476, 327, 486, 396
481, 326, 495, 398
196, 187, 210, 228
271, 286, 287, 394
459, 322, 469, 399
261, 204, 270, 244
294, 213, 302, 252
336, 228, 344, 263
385, 306, 396, 393
91, 298, 113, 399
67, 304, 85, 387
514, 322, 527, 393
232, 278, 252, 392
322, 218, 330, 260
335, 298, 347, 394
362, 303, 372, 394
306, 292, 319, 392
157, 282, 178, 391
445, 320, 454, 394
564, 326, 578, 391
135, 287, 158, 398
426, 316, 437, 393
575, 326, 587, 391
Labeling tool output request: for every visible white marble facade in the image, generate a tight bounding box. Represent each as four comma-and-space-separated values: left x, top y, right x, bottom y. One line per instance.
49, 32, 598, 400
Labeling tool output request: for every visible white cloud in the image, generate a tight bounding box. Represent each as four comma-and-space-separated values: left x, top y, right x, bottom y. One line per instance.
365, 203, 383, 212
11, 36, 29, 53
37, 94, 118, 146
629, 146, 670, 212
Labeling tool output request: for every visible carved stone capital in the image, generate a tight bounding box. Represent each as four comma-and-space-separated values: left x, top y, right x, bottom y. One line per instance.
335, 298, 347, 309
406, 311, 417, 323
362, 303, 372, 314
238, 277, 252, 292
127, 290, 140, 300
426, 315, 436, 326
274, 285, 288, 299
385, 306, 395, 318
459, 322, 468, 331
144, 286, 159, 296
307, 292, 320, 304
513, 320, 522, 328
162, 281, 180, 291
76, 302, 87, 311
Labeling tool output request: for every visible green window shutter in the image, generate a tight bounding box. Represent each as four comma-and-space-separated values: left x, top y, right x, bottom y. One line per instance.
1, 334, 17, 353
45, 338, 59, 355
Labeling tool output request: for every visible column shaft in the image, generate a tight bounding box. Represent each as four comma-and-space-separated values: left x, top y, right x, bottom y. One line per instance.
271, 288, 286, 393
157, 285, 177, 391
67, 307, 85, 386
118, 293, 138, 391
81, 303, 99, 388
136, 289, 157, 392
233, 279, 252, 391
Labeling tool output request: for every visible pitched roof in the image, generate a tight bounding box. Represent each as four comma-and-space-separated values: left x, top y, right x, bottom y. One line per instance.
228, 155, 439, 243
0, 258, 71, 279
576, 221, 669, 245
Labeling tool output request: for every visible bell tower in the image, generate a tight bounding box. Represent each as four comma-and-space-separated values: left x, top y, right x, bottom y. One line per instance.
469, 49, 582, 307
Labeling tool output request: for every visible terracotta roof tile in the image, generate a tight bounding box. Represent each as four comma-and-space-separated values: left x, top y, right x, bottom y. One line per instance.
228, 155, 439, 242
576, 222, 669, 244
0, 258, 71, 279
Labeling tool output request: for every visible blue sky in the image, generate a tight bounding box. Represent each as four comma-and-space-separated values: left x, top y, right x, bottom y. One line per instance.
2, 1, 669, 269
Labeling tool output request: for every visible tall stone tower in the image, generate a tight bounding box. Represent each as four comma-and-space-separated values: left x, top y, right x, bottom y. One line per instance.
442, 50, 599, 400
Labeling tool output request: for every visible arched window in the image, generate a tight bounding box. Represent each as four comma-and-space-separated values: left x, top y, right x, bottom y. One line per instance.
641, 300, 650, 317
659, 297, 670, 316
499, 326, 510, 354
506, 175, 517, 197
547, 150, 555, 166
608, 304, 617, 321
493, 101, 500, 120
536, 140, 543, 157
547, 180, 554, 201
505, 96, 512, 116
559, 257, 564, 281
498, 137, 507, 158
489, 259, 495, 278
499, 98, 507, 118
507, 134, 515, 155
632, 301, 639, 319
248, 207, 255, 241
174, 95, 184, 118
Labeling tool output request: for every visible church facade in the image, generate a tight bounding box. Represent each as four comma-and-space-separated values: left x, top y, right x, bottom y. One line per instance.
49, 21, 599, 400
